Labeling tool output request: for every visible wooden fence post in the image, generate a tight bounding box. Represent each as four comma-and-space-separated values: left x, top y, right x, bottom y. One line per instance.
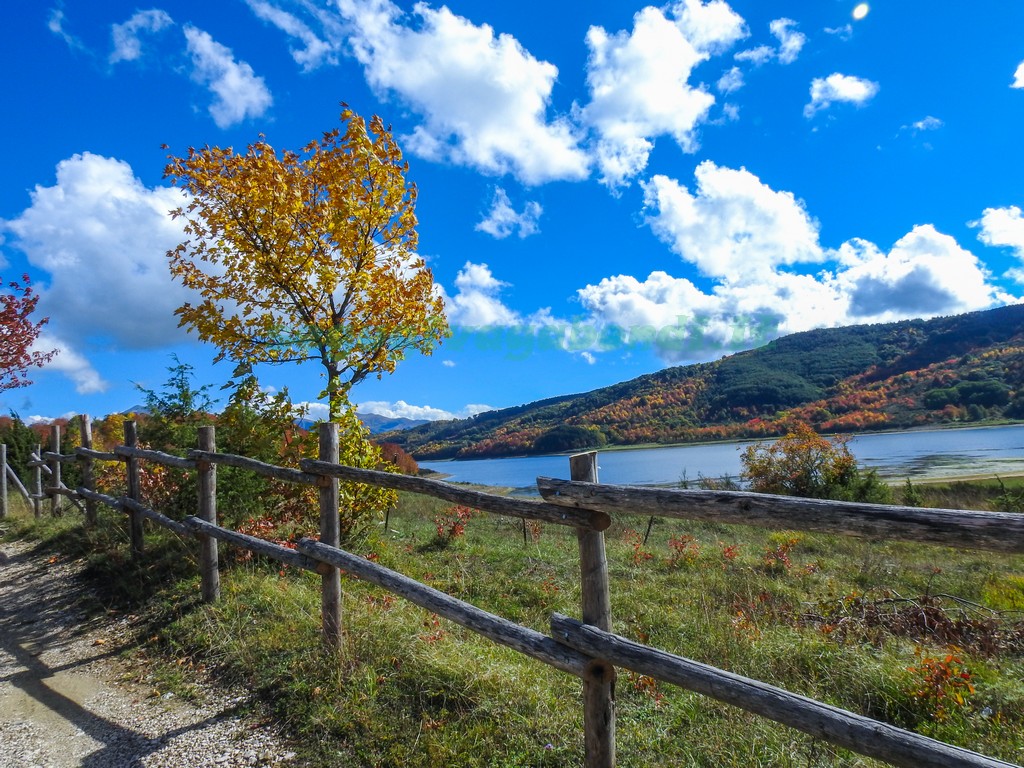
319, 422, 342, 649
1, 444, 7, 520
49, 425, 62, 517
572, 451, 616, 768
80, 415, 97, 526
32, 443, 41, 519
124, 420, 144, 557
198, 426, 220, 603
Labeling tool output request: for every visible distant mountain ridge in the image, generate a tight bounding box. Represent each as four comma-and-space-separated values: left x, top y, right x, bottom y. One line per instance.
295, 413, 428, 434
383, 303, 1024, 460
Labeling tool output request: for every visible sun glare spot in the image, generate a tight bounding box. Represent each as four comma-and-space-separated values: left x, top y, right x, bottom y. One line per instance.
852, 3, 870, 20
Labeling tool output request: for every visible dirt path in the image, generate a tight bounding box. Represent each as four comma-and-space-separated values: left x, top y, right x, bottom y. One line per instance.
0, 539, 304, 768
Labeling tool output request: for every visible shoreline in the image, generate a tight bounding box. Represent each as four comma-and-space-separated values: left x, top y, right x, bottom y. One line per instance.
416, 420, 1024, 463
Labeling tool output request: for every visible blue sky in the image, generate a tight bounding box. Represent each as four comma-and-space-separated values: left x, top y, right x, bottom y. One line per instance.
4, 0, 1024, 424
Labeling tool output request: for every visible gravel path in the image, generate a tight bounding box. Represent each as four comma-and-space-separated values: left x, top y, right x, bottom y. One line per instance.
0, 539, 305, 768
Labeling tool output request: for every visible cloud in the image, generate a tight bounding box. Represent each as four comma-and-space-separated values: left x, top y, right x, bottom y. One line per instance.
833, 227, 1001, 320
804, 73, 879, 117
244, 0, 338, 70
356, 399, 493, 421
183, 25, 273, 128
336, 0, 587, 185
48, 8, 85, 50
717, 66, 744, 94
33, 333, 107, 394
824, 24, 853, 40
1013, 61, 1024, 89
576, 167, 1006, 364
771, 18, 805, 64
475, 188, 542, 239
974, 205, 1024, 281
641, 162, 823, 281
670, 0, 748, 53
440, 262, 521, 327
735, 17, 805, 65
2, 153, 191, 350
580, 2, 743, 188
907, 115, 943, 133
109, 9, 174, 64
295, 397, 493, 422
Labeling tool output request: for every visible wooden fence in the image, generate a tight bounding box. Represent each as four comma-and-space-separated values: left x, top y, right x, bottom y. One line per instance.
2, 414, 1023, 768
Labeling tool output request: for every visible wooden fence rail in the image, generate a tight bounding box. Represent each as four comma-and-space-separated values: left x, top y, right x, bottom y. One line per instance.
537, 477, 1024, 554
1, 415, 1020, 768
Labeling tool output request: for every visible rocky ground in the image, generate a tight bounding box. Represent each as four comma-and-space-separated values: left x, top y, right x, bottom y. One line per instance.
0, 539, 306, 768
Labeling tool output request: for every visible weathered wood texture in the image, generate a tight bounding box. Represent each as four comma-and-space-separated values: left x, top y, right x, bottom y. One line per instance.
1, 444, 6, 519
6, 462, 31, 504
318, 424, 343, 649
551, 614, 1017, 768
571, 452, 615, 768
32, 444, 41, 518
39, 451, 78, 463
300, 458, 610, 531
76, 486, 122, 510
121, 497, 190, 537
189, 450, 319, 485
115, 445, 197, 470
80, 415, 97, 525
184, 516, 320, 573
49, 486, 82, 499
197, 426, 220, 603
75, 447, 120, 462
537, 478, 1024, 554
123, 421, 144, 556
49, 425, 62, 517
296, 538, 590, 677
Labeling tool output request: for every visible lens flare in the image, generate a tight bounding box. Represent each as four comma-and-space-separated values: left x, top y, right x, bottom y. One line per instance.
853, 3, 869, 20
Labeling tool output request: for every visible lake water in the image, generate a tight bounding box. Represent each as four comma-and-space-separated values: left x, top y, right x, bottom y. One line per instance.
419, 424, 1024, 494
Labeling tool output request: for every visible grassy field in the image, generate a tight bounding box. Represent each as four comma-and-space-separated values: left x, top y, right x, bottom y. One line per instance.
3, 483, 1024, 767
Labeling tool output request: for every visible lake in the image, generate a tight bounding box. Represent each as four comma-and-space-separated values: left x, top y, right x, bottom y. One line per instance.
419, 424, 1024, 494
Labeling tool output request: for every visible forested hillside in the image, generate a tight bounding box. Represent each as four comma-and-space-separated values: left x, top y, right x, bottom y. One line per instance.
383, 304, 1024, 459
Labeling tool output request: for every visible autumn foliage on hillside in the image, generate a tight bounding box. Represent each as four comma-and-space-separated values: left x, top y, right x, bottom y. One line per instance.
385, 304, 1024, 459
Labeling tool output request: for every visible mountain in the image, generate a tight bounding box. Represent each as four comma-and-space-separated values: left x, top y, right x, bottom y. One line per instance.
357, 413, 430, 434
294, 413, 428, 434
383, 304, 1024, 460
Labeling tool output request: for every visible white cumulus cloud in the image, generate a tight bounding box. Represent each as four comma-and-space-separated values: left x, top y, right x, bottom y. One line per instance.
641, 162, 823, 281
670, 0, 748, 53
357, 400, 493, 421
336, 0, 587, 185
33, 333, 107, 394
110, 9, 174, 65
475, 188, 542, 239
183, 25, 273, 128
2, 153, 191, 351
804, 72, 879, 117
735, 17, 804, 66
580, 1, 745, 188
974, 205, 1024, 282
1013, 61, 1024, 88
440, 262, 521, 327
577, 168, 1006, 364
833, 227, 1001, 320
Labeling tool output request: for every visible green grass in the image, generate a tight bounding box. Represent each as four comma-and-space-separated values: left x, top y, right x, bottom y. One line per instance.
4, 491, 1024, 767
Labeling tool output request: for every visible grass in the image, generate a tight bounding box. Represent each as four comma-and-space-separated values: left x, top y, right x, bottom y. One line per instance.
3, 488, 1024, 767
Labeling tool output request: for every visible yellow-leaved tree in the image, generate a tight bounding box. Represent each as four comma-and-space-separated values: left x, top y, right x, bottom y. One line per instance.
164, 108, 449, 541
163, 107, 449, 422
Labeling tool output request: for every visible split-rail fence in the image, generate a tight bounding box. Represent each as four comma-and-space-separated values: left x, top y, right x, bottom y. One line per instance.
2, 414, 1023, 768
